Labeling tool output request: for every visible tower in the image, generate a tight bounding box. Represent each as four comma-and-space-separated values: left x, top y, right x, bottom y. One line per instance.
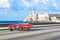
30, 9, 36, 22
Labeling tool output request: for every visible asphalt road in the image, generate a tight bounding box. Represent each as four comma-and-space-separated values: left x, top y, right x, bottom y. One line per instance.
7, 30, 60, 40
0, 24, 60, 40
0, 25, 60, 36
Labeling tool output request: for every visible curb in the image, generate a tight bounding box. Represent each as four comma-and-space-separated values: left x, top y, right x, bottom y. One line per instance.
0, 27, 8, 30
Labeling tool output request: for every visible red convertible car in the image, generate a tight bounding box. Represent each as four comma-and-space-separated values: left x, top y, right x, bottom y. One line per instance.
8, 23, 33, 31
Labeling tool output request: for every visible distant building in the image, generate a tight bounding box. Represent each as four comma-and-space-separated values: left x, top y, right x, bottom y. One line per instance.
24, 10, 49, 22
24, 10, 60, 22
50, 17, 57, 22
49, 14, 60, 22
37, 12, 49, 21
24, 10, 36, 22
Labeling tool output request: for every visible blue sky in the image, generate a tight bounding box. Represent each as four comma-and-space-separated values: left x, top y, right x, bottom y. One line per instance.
0, 0, 60, 21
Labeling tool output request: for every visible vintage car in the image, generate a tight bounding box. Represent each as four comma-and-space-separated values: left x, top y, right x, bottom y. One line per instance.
8, 23, 33, 31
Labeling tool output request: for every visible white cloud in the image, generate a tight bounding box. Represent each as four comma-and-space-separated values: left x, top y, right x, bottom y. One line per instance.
52, 0, 55, 2
0, 0, 10, 8
21, 0, 49, 8
41, 0, 48, 4
21, 0, 59, 10
53, 3, 57, 7
21, 0, 30, 7
52, 0, 58, 10
34, 0, 40, 2
21, 0, 40, 7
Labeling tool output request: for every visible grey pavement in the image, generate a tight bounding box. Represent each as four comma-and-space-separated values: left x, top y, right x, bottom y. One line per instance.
0, 24, 60, 36
7, 30, 60, 40
0, 24, 60, 40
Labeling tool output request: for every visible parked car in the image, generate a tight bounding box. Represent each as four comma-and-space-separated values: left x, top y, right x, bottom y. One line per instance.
8, 23, 33, 31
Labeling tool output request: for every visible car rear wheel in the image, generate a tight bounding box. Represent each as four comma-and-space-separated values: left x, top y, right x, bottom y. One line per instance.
27, 28, 30, 30
9, 29, 13, 31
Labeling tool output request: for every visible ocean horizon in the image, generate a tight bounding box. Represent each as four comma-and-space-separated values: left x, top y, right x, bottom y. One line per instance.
0, 21, 27, 24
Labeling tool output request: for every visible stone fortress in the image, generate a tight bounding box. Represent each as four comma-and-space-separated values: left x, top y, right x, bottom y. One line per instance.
24, 10, 60, 22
